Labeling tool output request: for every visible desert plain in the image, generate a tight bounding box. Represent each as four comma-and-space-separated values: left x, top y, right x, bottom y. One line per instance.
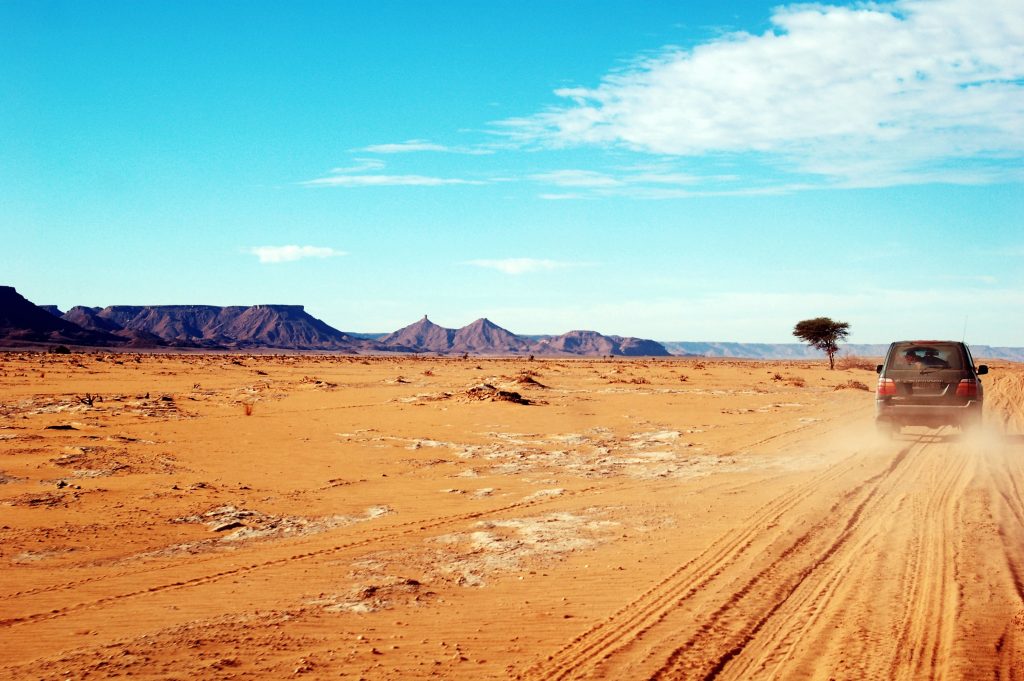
2, 352, 1024, 680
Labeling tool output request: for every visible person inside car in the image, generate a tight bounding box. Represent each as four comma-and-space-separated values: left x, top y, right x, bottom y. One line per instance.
919, 348, 949, 367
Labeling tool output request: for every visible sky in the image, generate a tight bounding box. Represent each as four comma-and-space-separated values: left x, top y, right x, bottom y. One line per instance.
2, 0, 1022, 344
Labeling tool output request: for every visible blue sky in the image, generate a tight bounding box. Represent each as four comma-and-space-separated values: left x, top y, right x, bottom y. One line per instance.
2, 0, 1022, 343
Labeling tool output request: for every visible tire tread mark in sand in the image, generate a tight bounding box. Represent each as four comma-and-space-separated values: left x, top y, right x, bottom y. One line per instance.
648, 441, 919, 680
0, 486, 597, 628
886, 432, 967, 681
520, 445, 877, 681
3, 418, 828, 605
983, 432, 1024, 679
695, 432, 969, 681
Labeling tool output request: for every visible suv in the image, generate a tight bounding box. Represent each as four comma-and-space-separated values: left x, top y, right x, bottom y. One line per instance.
875, 340, 987, 435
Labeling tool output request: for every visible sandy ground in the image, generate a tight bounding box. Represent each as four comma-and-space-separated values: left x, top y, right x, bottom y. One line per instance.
2, 352, 1024, 680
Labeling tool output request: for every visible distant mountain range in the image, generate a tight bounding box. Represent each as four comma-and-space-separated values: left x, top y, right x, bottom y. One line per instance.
661, 342, 1024, 362
0, 286, 669, 357
4, 286, 1021, 360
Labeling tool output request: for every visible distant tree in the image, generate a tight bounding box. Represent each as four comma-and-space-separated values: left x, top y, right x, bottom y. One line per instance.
793, 317, 850, 370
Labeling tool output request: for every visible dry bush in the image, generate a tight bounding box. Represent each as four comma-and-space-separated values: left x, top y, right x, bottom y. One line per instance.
786, 376, 806, 387
835, 380, 870, 391
835, 354, 877, 371
242, 402, 254, 416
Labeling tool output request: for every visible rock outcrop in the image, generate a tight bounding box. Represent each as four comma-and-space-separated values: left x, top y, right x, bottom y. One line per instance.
380, 316, 456, 353
0, 287, 121, 346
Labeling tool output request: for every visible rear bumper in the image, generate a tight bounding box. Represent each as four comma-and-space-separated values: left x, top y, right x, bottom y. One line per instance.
875, 400, 981, 426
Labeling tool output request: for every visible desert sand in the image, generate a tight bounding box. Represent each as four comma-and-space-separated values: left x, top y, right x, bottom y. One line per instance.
2, 352, 1024, 680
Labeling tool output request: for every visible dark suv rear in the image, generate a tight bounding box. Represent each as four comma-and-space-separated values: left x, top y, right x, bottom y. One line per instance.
875, 340, 987, 435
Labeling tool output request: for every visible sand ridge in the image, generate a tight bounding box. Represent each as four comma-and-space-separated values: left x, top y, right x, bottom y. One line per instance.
2, 353, 1023, 679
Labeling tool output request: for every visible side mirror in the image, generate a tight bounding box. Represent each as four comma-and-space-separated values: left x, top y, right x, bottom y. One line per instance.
977, 365, 988, 375
876, 364, 883, 374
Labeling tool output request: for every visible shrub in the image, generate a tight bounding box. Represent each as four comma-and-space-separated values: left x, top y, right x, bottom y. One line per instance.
835, 354, 877, 371
835, 380, 870, 391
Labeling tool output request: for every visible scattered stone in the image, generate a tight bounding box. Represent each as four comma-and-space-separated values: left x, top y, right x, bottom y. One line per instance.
465, 384, 530, 405
211, 521, 245, 533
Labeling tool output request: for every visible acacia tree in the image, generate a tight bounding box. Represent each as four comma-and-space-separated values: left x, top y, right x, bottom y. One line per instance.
793, 317, 850, 369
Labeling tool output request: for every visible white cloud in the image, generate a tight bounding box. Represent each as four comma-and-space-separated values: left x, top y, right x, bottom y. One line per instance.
530, 166, 807, 198
329, 158, 386, 173
359, 139, 493, 155
530, 169, 622, 187
505, 0, 1024, 186
465, 258, 586, 275
539, 193, 590, 201
247, 245, 347, 264
302, 174, 484, 187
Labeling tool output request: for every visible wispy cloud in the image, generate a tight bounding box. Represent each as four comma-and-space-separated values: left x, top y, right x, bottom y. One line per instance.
246, 245, 347, 264
359, 139, 493, 155
302, 174, 485, 187
531, 166, 806, 198
539, 193, 590, 201
329, 158, 386, 173
502, 0, 1024, 188
530, 169, 623, 188
465, 258, 589, 275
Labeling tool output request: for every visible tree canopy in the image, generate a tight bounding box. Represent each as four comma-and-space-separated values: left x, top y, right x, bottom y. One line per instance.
793, 317, 851, 369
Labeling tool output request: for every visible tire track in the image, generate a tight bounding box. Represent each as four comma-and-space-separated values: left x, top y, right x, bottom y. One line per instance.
722, 430, 970, 681
525, 427, 976, 681
3, 416, 831, 615
979, 429, 1024, 680
518, 441, 880, 681
0, 484, 602, 629
889, 434, 967, 681
648, 437, 925, 680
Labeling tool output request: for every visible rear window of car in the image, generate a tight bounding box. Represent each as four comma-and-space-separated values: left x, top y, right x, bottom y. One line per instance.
889, 342, 963, 369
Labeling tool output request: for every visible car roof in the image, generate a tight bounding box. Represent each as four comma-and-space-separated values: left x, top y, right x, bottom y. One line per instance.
895, 340, 961, 344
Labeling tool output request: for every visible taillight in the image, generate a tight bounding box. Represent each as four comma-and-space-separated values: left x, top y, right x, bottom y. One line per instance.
956, 379, 978, 398
877, 378, 897, 396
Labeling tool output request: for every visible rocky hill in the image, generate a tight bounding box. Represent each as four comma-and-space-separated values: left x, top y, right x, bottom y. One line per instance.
85, 304, 373, 351
380, 319, 670, 357
14, 285, 1019, 359
532, 330, 671, 357
2, 286, 673, 355
0, 287, 121, 346
380, 316, 454, 353
451, 318, 533, 354
62, 306, 166, 347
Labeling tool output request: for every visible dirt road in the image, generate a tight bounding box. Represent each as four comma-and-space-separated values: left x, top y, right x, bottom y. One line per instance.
527, 426, 1024, 680
2, 355, 1022, 679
